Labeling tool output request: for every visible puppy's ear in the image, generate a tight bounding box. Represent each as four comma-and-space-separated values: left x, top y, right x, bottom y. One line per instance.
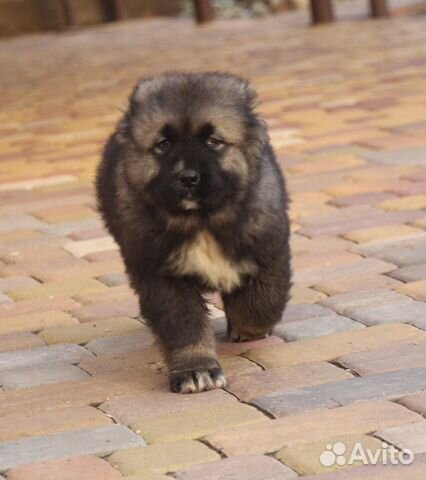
216, 72, 258, 109
240, 79, 257, 109
128, 76, 161, 116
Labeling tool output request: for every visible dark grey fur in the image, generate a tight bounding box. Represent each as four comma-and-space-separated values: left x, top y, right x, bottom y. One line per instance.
96, 72, 291, 393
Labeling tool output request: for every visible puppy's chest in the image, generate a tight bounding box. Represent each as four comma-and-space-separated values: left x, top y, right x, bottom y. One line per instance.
168, 231, 255, 292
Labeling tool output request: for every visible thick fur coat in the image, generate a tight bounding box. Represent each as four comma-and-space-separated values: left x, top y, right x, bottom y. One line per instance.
96, 72, 291, 393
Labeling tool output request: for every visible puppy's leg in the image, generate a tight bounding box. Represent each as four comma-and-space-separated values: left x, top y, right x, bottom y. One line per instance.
138, 276, 225, 393
223, 272, 290, 342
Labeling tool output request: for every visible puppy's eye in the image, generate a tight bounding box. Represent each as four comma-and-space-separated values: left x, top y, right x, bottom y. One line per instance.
154, 138, 171, 154
206, 136, 225, 151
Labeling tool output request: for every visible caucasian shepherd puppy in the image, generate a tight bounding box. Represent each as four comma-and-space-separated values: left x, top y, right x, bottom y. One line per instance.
96, 72, 291, 394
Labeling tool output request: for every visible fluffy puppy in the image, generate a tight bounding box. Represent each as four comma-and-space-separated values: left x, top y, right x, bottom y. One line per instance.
96, 71, 291, 393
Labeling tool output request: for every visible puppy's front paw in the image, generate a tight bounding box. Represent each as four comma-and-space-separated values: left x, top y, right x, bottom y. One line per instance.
170, 366, 226, 394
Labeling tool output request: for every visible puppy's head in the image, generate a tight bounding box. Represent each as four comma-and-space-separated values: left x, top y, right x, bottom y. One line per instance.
118, 72, 267, 217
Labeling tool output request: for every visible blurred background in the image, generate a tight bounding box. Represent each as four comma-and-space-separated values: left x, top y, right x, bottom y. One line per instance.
1, 0, 424, 37
2, 0, 299, 37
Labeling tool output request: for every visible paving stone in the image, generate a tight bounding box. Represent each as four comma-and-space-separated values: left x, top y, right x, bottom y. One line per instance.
0, 235, 69, 256
0, 370, 169, 418
0, 424, 145, 471
376, 421, 426, 454
1, 257, 88, 279
7, 278, 108, 301
295, 206, 380, 228
38, 317, 143, 345
35, 259, 124, 282
7, 455, 123, 480
345, 224, 423, 243
398, 280, 426, 301
226, 362, 351, 402
33, 205, 97, 224
330, 192, 396, 207
68, 227, 109, 241
0, 228, 43, 244
390, 264, 426, 282
174, 455, 297, 480
321, 289, 412, 314
0, 343, 92, 371
293, 251, 362, 271
101, 390, 237, 424
288, 286, 327, 304
0, 175, 77, 192
122, 474, 168, 480
245, 324, 426, 369
412, 217, 426, 230
275, 314, 364, 341
315, 274, 403, 296
131, 403, 266, 443
108, 440, 219, 475
85, 250, 122, 262
345, 301, 426, 326
254, 391, 339, 416
0, 215, 46, 233
300, 453, 426, 479
64, 236, 118, 257
361, 134, 426, 150
39, 218, 104, 237
291, 190, 332, 204
280, 303, 336, 323
0, 332, 45, 353
86, 331, 155, 355
293, 258, 397, 287
291, 235, 354, 256
0, 240, 71, 265
399, 393, 426, 416
0, 311, 78, 335
379, 194, 426, 211
0, 275, 39, 292
98, 272, 128, 287
412, 317, 426, 330
204, 401, 422, 456
391, 179, 426, 196
73, 285, 135, 305
220, 355, 260, 377
354, 234, 426, 266
216, 335, 284, 356
0, 297, 80, 318
0, 362, 89, 390
253, 368, 426, 417
3, 192, 94, 217
70, 348, 164, 376
337, 341, 426, 375
276, 434, 384, 475
0, 293, 12, 304
0, 406, 112, 442
72, 299, 139, 322
324, 178, 402, 199
361, 147, 426, 166
299, 210, 423, 237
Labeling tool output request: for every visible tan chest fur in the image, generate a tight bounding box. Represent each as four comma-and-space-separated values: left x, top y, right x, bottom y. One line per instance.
168, 231, 255, 292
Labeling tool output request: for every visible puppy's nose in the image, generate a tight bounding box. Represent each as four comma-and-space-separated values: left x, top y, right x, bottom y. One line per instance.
178, 169, 200, 188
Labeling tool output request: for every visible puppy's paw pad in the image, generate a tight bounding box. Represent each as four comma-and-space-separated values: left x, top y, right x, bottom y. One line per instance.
170, 367, 226, 394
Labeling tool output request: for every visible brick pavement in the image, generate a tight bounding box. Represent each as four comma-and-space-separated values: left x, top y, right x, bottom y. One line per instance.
0, 10, 425, 480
